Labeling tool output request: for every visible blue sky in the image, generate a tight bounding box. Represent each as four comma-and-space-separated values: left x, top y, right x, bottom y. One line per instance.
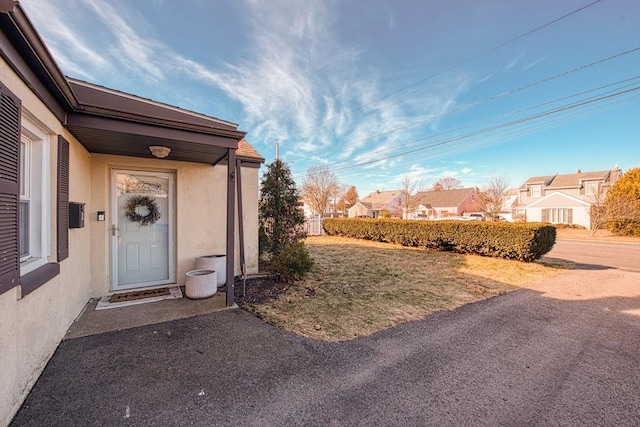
22, 0, 640, 197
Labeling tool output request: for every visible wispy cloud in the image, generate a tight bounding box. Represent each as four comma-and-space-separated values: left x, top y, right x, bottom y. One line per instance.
504, 56, 521, 72
21, 1, 109, 80
21, 0, 472, 190
201, 1, 363, 152
22, 0, 171, 85
523, 57, 544, 70
388, 12, 397, 32
85, 0, 168, 81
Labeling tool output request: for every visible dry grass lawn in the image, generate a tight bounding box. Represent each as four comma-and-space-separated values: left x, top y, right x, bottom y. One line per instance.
246, 235, 573, 342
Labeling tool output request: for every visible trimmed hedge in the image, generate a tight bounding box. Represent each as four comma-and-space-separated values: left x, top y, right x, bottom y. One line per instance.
322, 219, 556, 262
606, 218, 640, 236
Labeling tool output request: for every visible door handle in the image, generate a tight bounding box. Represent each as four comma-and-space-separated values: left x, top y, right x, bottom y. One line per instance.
111, 224, 120, 236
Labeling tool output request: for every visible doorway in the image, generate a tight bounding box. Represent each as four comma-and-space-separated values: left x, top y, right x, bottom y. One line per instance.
110, 169, 175, 291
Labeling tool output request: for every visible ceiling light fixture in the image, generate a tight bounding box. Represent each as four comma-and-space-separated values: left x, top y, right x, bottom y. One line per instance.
149, 145, 171, 158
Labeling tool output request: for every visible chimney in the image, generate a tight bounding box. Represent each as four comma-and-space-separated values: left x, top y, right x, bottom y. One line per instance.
611, 164, 621, 182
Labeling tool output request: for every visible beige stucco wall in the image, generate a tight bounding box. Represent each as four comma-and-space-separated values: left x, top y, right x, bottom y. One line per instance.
0, 60, 92, 425
1, 56, 260, 425
89, 155, 260, 297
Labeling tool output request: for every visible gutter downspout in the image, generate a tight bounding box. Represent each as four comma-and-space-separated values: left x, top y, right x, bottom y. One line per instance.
236, 159, 246, 297
225, 149, 236, 306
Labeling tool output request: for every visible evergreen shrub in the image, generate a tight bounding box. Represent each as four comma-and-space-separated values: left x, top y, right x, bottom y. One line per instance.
268, 242, 314, 282
322, 218, 556, 262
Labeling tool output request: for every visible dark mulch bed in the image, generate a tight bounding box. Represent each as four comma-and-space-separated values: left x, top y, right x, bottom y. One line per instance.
233, 275, 289, 305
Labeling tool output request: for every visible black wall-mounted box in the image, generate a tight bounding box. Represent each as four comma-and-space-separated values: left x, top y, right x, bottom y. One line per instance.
69, 202, 85, 228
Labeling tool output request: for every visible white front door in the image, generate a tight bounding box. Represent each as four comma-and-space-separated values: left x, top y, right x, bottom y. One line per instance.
111, 170, 175, 291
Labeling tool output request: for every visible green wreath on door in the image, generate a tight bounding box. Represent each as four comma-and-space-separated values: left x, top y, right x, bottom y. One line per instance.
124, 195, 160, 226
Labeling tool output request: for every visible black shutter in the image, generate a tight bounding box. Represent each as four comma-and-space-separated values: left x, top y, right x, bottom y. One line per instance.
57, 136, 69, 261
0, 85, 21, 295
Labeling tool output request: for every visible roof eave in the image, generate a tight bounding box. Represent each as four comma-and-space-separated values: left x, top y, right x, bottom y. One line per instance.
2, 4, 78, 109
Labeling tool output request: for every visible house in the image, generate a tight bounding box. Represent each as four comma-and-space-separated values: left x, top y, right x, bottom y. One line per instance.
406, 188, 480, 220
498, 188, 519, 222
516, 167, 622, 229
348, 189, 404, 218
301, 201, 344, 219
0, 4, 263, 424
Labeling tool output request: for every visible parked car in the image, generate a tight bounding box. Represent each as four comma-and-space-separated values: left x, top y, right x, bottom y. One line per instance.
436, 216, 474, 221
468, 213, 486, 221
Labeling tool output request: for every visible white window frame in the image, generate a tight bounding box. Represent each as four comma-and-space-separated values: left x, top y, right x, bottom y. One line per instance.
20, 136, 31, 261
19, 113, 51, 276
530, 185, 542, 198
547, 208, 571, 224
584, 181, 598, 196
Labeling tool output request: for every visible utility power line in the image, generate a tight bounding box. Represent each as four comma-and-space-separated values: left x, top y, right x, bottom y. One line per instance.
301, 47, 639, 159
332, 87, 639, 173
336, 92, 638, 181
294, 85, 639, 178
293, 73, 640, 177
277, 0, 603, 141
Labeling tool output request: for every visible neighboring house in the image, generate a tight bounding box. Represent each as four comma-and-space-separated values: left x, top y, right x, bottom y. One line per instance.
321, 205, 345, 218
301, 202, 316, 218
499, 188, 519, 221
516, 167, 621, 228
348, 190, 404, 218
0, 4, 263, 424
301, 202, 343, 220
407, 188, 480, 220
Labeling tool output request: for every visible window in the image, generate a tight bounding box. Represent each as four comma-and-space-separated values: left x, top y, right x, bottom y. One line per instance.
542, 208, 573, 224
1, 85, 62, 297
19, 115, 52, 276
530, 185, 542, 198
20, 137, 30, 259
584, 181, 599, 196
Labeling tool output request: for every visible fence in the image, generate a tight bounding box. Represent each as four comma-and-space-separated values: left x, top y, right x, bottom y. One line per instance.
304, 218, 324, 236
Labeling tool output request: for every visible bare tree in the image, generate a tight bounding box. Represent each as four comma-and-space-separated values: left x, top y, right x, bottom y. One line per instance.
301, 165, 339, 216
584, 183, 608, 236
477, 176, 510, 220
329, 184, 347, 217
400, 175, 423, 219
431, 177, 462, 191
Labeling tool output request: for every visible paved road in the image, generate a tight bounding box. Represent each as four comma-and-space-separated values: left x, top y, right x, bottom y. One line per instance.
547, 239, 640, 271
11, 269, 640, 426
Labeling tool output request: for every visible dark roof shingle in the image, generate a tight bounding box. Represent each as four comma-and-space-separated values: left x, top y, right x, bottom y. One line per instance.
412, 188, 475, 208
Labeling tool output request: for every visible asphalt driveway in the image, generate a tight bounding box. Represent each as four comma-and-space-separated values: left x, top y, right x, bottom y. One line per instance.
11, 268, 640, 426
548, 239, 640, 271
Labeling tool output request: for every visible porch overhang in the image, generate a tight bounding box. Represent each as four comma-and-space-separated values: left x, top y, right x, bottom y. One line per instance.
64, 79, 247, 165
66, 113, 241, 165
